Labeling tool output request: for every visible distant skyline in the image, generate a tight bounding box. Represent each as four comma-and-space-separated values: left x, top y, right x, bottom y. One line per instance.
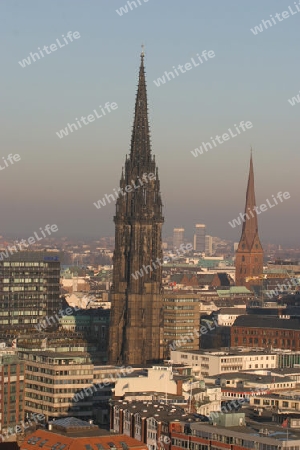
1, 0, 299, 246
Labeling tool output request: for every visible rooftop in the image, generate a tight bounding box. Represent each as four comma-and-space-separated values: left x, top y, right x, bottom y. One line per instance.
189, 422, 300, 444
111, 400, 194, 423
217, 287, 252, 296
233, 315, 300, 330
20, 428, 148, 449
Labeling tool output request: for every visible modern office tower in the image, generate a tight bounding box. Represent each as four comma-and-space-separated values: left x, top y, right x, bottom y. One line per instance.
21, 351, 94, 422
193, 224, 206, 252
173, 228, 185, 250
108, 52, 164, 366
235, 154, 264, 287
0, 251, 61, 335
205, 235, 213, 256
163, 293, 201, 357
0, 348, 24, 437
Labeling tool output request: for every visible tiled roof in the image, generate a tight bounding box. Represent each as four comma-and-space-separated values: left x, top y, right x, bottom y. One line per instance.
233, 315, 300, 330
197, 274, 214, 284
20, 429, 148, 450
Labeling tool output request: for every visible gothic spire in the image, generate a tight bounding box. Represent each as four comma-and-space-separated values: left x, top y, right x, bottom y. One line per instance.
130, 51, 151, 168
241, 152, 259, 249
109, 51, 164, 365
235, 151, 263, 288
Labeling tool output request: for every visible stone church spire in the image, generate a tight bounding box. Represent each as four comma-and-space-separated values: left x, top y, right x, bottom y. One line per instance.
130, 52, 151, 167
109, 52, 164, 365
235, 152, 264, 288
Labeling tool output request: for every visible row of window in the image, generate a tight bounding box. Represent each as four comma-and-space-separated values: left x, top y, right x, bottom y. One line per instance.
2, 262, 58, 267
234, 337, 296, 346
234, 329, 295, 336
163, 298, 200, 303
27, 367, 92, 375
165, 319, 195, 323
26, 377, 92, 385
164, 306, 194, 310
25, 402, 91, 413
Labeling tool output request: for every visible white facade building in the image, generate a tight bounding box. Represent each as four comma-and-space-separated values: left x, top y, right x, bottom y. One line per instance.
171, 349, 278, 377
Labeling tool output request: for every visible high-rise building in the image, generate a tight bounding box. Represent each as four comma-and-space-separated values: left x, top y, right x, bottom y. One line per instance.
235, 154, 264, 287
173, 228, 184, 250
163, 293, 201, 357
205, 235, 213, 256
21, 351, 93, 422
0, 251, 61, 336
193, 224, 206, 252
109, 52, 164, 366
0, 348, 24, 438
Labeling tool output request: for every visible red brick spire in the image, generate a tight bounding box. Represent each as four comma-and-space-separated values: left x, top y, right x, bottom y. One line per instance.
242, 152, 259, 249
235, 152, 264, 288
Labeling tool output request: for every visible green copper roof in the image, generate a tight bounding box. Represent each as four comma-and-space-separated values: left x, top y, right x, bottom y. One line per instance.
217, 286, 251, 297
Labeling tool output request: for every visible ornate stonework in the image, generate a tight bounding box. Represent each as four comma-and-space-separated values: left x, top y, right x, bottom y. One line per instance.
108, 53, 164, 365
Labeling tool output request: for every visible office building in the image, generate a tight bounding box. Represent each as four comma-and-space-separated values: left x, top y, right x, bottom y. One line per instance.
193, 224, 206, 252
170, 348, 278, 377
0, 251, 61, 335
21, 351, 94, 422
231, 316, 300, 350
0, 348, 24, 438
205, 235, 213, 256
173, 228, 185, 250
163, 293, 201, 357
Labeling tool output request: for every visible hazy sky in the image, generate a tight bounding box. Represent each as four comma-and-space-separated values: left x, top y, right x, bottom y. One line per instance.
1, 0, 299, 245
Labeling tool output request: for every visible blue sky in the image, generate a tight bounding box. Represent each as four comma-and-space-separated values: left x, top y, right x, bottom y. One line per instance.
0, 0, 299, 245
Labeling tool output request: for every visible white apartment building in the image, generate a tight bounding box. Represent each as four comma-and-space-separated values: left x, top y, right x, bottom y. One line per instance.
171, 349, 278, 377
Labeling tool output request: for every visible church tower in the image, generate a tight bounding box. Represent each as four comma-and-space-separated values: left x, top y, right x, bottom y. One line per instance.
108, 52, 164, 365
235, 153, 264, 288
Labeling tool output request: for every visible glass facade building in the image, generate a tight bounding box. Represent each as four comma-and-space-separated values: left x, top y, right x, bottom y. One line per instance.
0, 251, 61, 336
